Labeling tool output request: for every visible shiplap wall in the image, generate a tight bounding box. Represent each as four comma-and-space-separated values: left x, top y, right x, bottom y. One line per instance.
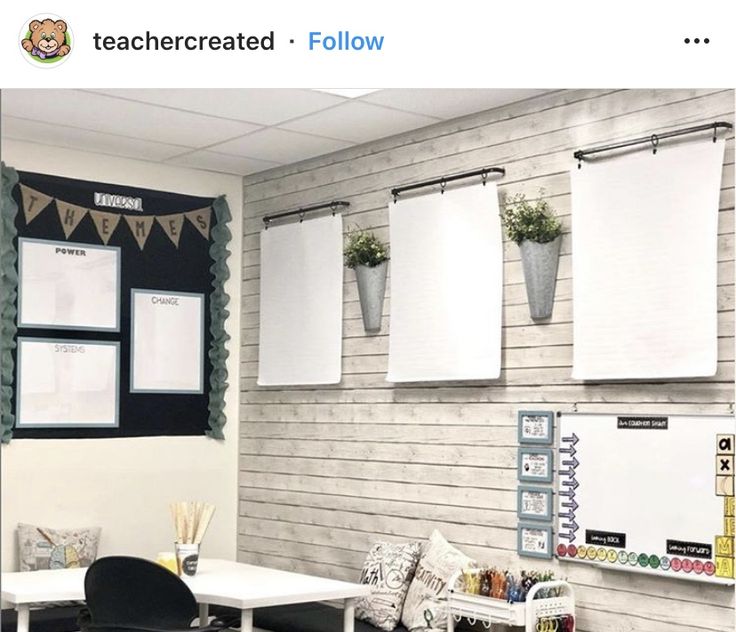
239, 89, 735, 632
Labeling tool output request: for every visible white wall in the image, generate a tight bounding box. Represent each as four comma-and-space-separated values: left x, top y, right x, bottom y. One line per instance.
0, 140, 242, 571
239, 89, 735, 632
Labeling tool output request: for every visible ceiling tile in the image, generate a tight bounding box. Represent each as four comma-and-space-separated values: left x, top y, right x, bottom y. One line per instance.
166, 150, 282, 176
361, 89, 550, 119
1, 116, 189, 161
1, 89, 260, 148
210, 128, 353, 164
280, 101, 440, 143
84, 89, 347, 126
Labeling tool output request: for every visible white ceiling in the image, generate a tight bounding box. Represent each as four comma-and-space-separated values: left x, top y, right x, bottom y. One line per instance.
0, 89, 548, 176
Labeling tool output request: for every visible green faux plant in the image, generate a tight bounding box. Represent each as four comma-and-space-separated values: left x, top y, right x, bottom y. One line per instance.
501, 190, 562, 245
344, 228, 389, 269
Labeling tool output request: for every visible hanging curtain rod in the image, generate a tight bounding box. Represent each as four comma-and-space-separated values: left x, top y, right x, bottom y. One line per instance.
263, 200, 350, 226
390, 166, 505, 202
574, 121, 733, 167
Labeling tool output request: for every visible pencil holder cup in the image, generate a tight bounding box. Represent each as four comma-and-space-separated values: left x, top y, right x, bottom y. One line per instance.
175, 543, 200, 576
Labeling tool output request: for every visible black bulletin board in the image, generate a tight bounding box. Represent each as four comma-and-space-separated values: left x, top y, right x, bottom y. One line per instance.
2, 169, 230, 440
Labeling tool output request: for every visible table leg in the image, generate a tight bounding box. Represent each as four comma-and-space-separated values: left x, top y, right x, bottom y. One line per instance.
343, 598, 355, 632
240, 609, 253, 632
16, 605, 29, 632
198, 604, 209, 627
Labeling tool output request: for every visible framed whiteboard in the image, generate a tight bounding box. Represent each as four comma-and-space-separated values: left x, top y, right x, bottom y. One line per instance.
130, 289, 205, 394
16, 338, 119, 428
18, 238, 120, 331
518, 523, 553, 559
556, 413, 735, 585
518, 410, 554, 445
518, 447, 554, 483
518, 486, 553, 521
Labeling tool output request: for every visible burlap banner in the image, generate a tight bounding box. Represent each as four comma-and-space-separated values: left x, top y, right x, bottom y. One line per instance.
17, 184, 213, 249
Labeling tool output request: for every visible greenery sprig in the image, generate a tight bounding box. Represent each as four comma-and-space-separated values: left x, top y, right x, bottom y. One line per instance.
344, 228, 389, 269
501, 190, 562, 245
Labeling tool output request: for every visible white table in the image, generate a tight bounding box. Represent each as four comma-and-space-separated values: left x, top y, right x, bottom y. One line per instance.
1, 559, 370, 632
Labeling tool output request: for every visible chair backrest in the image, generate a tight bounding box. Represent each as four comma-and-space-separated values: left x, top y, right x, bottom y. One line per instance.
84, 556, 198, 629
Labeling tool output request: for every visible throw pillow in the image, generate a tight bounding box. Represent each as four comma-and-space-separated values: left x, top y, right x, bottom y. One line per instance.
356, 540, 422, 631
18, 523, 101, 572
401, 530, 475, 632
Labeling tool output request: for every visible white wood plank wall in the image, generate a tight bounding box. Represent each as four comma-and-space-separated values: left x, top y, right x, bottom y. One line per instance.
239, 89, 736, 631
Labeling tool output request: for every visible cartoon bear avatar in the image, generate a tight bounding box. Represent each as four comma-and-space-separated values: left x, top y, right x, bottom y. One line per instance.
21, 19, 70, 60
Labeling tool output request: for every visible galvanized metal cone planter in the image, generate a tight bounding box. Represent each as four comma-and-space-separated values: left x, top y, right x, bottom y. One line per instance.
354, 260, 388, 333
519, 236, 562, 321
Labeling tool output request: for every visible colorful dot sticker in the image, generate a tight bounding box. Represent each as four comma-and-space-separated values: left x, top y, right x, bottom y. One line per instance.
577, 545, 587, 559
671, 557, 682, 571
586, 547, 597, 560
704, 561, 716, 576
607, 549, 617, 563
618, 551, 628, 564
682, 559, 693, 573
567, 544, 577, 558
597, 548, 607, 561
638, 553, 649, 567
557, 544, 568, 557
660, 556, 671, 571
628, 552, 638, 565
648, 555, 660, 569
693, 560, 704, 574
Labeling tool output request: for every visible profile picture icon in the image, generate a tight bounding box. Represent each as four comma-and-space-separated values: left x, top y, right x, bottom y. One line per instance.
20, 15, 72, 66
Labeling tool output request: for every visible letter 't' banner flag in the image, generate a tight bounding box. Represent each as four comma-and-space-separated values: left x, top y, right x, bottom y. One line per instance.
124, 215, 156, 250
156, 213, 185, 248
19, 184, 54, 225
55, 201, 88, 238
89, 210, 122, 245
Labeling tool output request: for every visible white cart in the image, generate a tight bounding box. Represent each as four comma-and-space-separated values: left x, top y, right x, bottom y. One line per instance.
446, 572, 575, 632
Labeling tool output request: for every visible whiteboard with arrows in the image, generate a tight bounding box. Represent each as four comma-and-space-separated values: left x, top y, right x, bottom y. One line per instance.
556, 413, 735, 585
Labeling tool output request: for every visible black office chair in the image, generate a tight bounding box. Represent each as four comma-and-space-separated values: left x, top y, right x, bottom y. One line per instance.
80, 556, 238, 632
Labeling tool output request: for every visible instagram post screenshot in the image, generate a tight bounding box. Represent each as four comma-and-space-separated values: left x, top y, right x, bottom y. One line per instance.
0, 2, 734, 632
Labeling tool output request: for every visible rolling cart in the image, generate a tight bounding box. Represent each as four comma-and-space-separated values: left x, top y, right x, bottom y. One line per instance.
446, 572, 575, 632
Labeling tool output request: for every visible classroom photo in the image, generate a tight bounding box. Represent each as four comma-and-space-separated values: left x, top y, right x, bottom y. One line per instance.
0, 88, 734, 632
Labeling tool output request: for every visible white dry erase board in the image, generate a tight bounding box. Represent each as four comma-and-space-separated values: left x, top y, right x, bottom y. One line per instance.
556, 413, 735, 584
18, 238, 120, 331
130, 289, 204, 393
16, 338, 119, 428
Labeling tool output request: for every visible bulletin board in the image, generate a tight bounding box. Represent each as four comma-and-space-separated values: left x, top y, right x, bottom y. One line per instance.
555, 413, 735, 585
0, 164, 232, 442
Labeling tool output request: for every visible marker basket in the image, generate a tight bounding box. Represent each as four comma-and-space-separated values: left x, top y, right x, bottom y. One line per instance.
446, 573, 575, 632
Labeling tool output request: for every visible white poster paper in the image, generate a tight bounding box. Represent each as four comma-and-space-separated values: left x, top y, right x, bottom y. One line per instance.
17, 338, 119, 428
387, 183, 503, 382
18, 238, 120, 331
258, 214, 344, 386
571, 139, 725, 379
130, 290, 204, 393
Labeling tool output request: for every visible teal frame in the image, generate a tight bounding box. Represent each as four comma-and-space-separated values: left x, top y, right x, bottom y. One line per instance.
130, 288, 205, 394
17, 237, 121, 332
16, 337, 120, 429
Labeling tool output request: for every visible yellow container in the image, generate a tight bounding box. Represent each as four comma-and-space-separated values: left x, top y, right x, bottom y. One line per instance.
156, 552, 178, 575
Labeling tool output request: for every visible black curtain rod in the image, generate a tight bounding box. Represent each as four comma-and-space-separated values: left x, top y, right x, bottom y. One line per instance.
574, 121, 733, 166
263, 200, 350, 226
391, 166, 505, 201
